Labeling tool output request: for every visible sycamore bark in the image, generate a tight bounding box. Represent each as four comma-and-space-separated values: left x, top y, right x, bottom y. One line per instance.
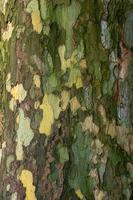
0, 0, 133, 200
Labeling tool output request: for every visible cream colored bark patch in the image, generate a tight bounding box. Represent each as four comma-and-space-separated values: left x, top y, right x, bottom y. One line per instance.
2, 22, 14, 41
11, 84, 27, 103
91, 139, 104, 155
6, 73, 11, 92
34, 101, 40, 109
33, 74, 41, 88
61, 90, 70, 111
98, 104, 107, 124
94, 188, 106, 200
9, 98, 17, 111
107, 120, 117, 138
82, 116, 99, 135
11, 192, 17, 200
16, 108, 34, 160
0, 142, 6, 165
20, 169, 37, 200
39, 94, 54, 136
0, 0, 8, 15
70, 96, 81, 113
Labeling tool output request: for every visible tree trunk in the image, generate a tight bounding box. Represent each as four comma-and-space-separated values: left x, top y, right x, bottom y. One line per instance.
0, 0, 133, 199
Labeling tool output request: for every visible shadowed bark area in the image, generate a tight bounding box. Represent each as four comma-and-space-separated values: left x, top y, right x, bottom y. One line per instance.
0, 0, 133, 200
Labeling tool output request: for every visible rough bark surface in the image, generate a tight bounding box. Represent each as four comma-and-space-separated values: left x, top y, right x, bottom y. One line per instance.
0, 0, 133, 200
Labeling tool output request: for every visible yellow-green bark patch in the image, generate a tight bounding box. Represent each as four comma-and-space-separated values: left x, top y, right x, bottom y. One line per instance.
31, 11, 42, 33
26, 0, 42, 33
75, 189, 84, 199
20, 169, 37, 200
39, 94, 54, 136
48, 94, 61, 120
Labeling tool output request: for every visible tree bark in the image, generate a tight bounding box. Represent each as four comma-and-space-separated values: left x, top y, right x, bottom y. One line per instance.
0, 0, 133, 200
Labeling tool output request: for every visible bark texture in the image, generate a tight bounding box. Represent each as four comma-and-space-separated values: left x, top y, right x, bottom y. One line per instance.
0, 0, 133, 200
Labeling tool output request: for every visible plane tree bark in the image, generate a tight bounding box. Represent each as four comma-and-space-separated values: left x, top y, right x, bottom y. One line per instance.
0, 0, 133, 199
